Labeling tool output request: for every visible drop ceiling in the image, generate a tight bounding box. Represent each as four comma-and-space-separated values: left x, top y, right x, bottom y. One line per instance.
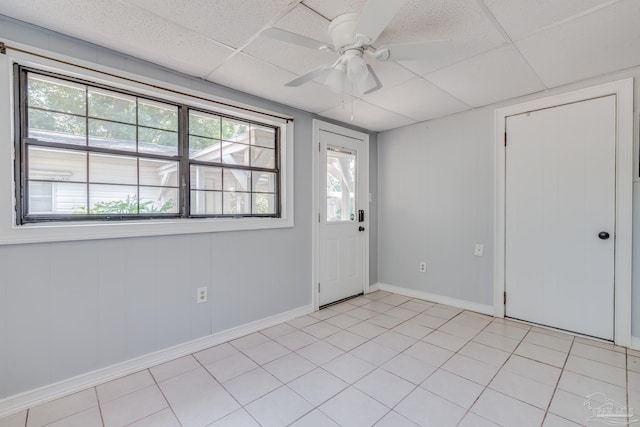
0, 0, 639, 132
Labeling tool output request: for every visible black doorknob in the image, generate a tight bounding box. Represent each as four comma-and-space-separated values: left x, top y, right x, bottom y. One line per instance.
358, 226, 365, 232
598, 231, 610, 240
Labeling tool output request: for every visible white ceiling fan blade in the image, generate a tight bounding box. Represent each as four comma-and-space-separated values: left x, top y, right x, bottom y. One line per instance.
377, 40, 452, 62
354, 0, 409, 44
359, 65, 382, 95
262, 27, 329, 51
285, 66, 331, 87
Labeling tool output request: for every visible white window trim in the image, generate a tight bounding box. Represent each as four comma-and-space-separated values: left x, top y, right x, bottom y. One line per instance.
0, 41, 294, 245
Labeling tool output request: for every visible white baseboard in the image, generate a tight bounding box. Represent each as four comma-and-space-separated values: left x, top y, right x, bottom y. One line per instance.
0, 304, 314, 418
632, 336, 640, 351
367, 282, 380, 292
377, 283, 495, 316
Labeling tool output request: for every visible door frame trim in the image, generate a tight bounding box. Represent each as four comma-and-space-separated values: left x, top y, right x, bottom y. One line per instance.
312, 120, 370, 311
494, 79, 634, 346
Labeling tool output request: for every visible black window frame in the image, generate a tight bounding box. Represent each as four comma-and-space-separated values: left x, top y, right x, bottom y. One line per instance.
14, 64, 281, 224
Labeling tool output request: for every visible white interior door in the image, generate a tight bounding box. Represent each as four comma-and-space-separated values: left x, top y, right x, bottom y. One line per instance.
319, 129, 367, 306
505, 95, 616, 340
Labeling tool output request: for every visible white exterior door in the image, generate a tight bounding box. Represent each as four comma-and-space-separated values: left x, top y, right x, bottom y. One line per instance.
319, 129, 367, 306
505, 95, 616, 340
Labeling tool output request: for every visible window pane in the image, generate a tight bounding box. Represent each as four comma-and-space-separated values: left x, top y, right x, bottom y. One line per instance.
189, 111, 220, 139
27, 74, 85, 115
223, 192, 250, 215
139, 127, 178, 155
252, 171, 276, 193
251, 146, 276, 169
327, 149, 356, 222
28, 146, 87, 182
221, 118, 249, 142
88, 184, 139, 214
189, 136, 221, 160
28, 109, 86, 144
31, 182, 87, 215
28, 181, 53, 213
138, 100, 177, 131
253, 193, 275, 214
141, 159, 178, 187
190, 165, 222, 190
222, 142, 250, 166
140, 186, 178, 213
223, 169, 250, 192
89, 153, 137, 185
251, 126, 275, 149
190, 190, 222, 215
89, 119, 136, 151
88, 88, 135, 124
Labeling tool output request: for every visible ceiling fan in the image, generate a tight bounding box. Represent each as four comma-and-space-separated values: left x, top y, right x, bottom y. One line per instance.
262, 0, 450, 95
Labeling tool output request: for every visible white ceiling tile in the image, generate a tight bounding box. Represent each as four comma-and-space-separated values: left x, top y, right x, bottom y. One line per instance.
426, 45, 545, 107
319, 99, 415, 132
0, 0, 234, 77
209, 53, 342, 113
125, 0, 293, 48
484, 0, 614, 41
515, 0, 640, 87
364, 77, 470, 122
363, 59, 416, 89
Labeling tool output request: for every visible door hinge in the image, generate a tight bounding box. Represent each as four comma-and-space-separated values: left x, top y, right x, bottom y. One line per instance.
504, 132, 507, 147
318, 282, 321, 293
503, 291, 507, 305
318, 142, 321, 152
318, 213, 320, 223
0, 42, 6, 55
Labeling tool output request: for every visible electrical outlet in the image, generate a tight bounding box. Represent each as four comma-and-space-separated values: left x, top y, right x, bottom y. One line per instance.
197, 286, 207, 304
419, 262, 427, 273
474, 243, 484, 257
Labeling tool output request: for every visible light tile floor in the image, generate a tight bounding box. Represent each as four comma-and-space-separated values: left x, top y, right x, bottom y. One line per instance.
2, 290, 639, 427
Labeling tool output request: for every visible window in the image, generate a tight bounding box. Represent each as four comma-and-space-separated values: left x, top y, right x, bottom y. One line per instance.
14, 65, 280, 224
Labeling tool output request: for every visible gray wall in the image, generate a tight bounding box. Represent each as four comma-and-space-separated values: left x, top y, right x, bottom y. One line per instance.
378, 66, 640, 338
0, 16, 378, 400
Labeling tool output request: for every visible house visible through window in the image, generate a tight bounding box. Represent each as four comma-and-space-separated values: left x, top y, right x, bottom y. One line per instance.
15, 65, 280, 223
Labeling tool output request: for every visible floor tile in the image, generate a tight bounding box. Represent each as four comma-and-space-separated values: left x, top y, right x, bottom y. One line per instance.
564, 355, 627, 386
458, 412, 500, 427
347, 321, 387, 339
367, 313, 405, 329
289, 409, 339, 426
150, 355, 200, 383
502, 354, 562, 386
422, 330, 469, 352
97, 370, 156, 404
45, 406, 102, 427
630, 371, 640, 392
381, 353, 438, 385
325, 313, 362, 329
323, 353, 376, 384
329, 302, 357, 314
459, 341, 510, 367
473, 330, 521, 352
241, 339, 290, 365
628, 355, 640, 373
569, 342, 626, 369
347, 307, 380, 321
421, 369, 484, 409
100, 385, 168, 427
372, 330, 417, 352
127, 408, 180, 427
360, 301, 395, 313
158, 367, 239, 426
403, 341, 454, 367
411, 313, 449, 329
288, 368, 348, 406
442, 354, 500, 385
391, 321, 433, 340
395, 387, 466, 427
378, 294, 412, 306
245, 386, 313, 427
230, 332, 270, 351
524, 331, 573, 352
325, 330, 368, 351
263, 352, 316, 383
437, 322, 482, 340
0, 411, 27, 427
310, 308, 339, 321
296, 340, 344, 365
425, 305, 462, 320
485, 321, 529, 340
27, 389, 98, 427
354, 368, 415, 407
204, 352, 258, 383
489, 368, 555, 409
471, 389, 545, 427
287, 315, 320, 329
275, 330, 318, 351
260, 322, 297, 339
346, 296, 371, 306
320, 387, 389, 427
193, 343, 241, 365
514, 341, 569, 367
374, 410, 419, 427
542, 413, 583, 427
222, 367, 282, 405
398, 300, 433, 313
386, 306, 418, 321
549, 389, 597, 425
350, 341, 398, 366
207, 408, 260, 426
303, 321, 341, 339
557, 370, 626, 405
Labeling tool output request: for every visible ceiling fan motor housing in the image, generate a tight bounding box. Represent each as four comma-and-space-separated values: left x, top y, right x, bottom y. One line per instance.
328, 13, 363, 50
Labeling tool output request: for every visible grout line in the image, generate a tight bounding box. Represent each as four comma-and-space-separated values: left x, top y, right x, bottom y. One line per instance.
540, 335, 575, 426
93, 387, 105, 427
